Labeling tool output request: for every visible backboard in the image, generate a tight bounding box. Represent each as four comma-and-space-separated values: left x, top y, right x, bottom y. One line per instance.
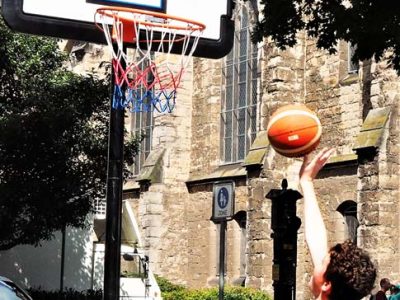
1, 0, 235, 59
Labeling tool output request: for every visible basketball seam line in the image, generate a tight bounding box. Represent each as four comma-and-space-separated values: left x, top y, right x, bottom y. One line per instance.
272, 126, 322, 154
268, 124, 321, 137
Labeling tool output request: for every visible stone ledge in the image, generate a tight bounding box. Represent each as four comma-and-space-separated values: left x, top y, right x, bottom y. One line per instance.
123, 180, 140, 191
137, 148, 166, 184
187, 163, 246, 185
326, 153, 358, 165
353, 107, 391, 151
243, 130, 269, 168
318, 153, 359, 178
339, 73, 359, 86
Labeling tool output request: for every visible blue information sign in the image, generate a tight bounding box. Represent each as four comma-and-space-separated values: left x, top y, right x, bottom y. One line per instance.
212, 181, 235, 221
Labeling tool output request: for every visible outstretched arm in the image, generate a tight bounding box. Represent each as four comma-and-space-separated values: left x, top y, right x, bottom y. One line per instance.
299, 148, 334, 269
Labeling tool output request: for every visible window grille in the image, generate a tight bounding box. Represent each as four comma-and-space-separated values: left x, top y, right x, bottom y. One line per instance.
130, 55, 154, 175
131, 109, 153, 175
221, 3, 258, 163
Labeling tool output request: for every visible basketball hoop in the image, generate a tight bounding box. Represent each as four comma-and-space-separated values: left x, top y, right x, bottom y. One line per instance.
95, 7, 206, 112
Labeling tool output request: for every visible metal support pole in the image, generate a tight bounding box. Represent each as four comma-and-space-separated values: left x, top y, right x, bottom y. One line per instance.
266, 179, 302, 300
103, 51, 125, 300
218, 220, 226, 300
60, 224, 66, 292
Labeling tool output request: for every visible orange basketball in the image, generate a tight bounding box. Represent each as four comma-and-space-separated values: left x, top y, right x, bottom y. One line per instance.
267, 104, 322, 157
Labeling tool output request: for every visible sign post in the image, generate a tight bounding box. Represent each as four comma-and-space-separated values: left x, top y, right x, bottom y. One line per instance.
211, 181, 235, 300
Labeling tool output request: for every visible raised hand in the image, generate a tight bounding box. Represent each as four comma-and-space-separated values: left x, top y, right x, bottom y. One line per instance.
299, 148, 335, 182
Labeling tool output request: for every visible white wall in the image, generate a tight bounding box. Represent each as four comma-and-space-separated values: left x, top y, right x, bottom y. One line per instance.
0, 225, 95, 291
0, 214, 161, 300
0, 209, 160, 299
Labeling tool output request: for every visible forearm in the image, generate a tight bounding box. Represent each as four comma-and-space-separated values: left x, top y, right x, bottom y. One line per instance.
301, 179, 328, 268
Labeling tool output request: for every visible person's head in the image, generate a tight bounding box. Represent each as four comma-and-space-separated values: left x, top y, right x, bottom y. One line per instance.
323, 240, 377, 300
380, 278, 391, 292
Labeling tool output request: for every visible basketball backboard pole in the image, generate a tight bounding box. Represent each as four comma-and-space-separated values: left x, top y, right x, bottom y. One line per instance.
103, 45, 125, 300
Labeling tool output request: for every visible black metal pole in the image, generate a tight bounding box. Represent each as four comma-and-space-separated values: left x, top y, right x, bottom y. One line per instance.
60, 224, 66, 292
103, 51, 125, 300
266, 179, 302, 300
219, 220, 226, 300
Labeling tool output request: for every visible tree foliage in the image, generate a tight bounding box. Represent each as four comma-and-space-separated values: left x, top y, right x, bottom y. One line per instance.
252, 0, 400, 73
0, 17, 141, 250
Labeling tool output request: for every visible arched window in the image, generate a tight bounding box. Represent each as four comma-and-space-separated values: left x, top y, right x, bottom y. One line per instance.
337, 200, 358, 243
221, 1, 259, 163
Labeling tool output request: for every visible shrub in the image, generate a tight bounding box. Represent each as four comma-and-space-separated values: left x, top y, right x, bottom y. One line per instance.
155, 274, 185, 293
223, 286, 272, 300
28, 288, 103, 300
161, 285, 271, 300
155, 275, 271, 300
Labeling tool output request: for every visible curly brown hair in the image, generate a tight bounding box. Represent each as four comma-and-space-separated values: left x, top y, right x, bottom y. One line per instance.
325, 240, 376, 300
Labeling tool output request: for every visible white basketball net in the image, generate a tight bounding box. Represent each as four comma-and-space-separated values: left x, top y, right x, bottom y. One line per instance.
95, 7, 205, 113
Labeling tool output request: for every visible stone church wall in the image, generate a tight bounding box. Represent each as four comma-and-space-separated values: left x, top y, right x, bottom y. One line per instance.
66, 23, 399, 298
